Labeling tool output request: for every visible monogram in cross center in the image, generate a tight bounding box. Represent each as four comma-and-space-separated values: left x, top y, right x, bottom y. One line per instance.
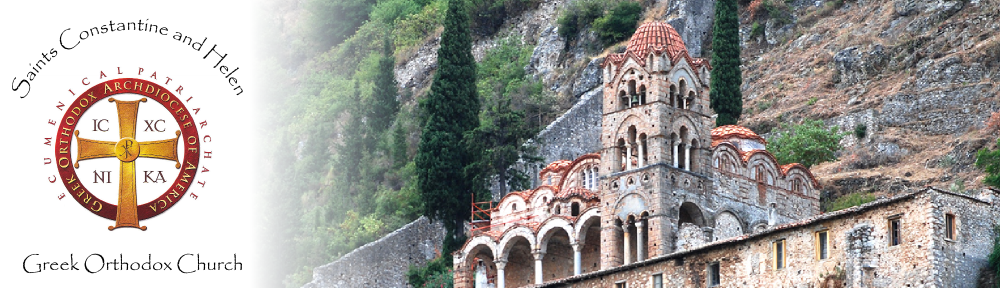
75, 97, 180, 231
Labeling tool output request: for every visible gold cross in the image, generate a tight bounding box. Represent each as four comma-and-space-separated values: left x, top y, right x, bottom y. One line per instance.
75, 97, 180, 231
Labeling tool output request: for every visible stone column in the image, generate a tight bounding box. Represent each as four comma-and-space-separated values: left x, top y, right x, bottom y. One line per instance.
626, 145, 633, 170
572, 242, 582, 275
495, 260, 507, 288
636, 220, 646, 262
684, 145, 691, 171
638, 142, 645, 167
672, 144, 679, 168
622, 222, 631, 265
533, 251, 545, 284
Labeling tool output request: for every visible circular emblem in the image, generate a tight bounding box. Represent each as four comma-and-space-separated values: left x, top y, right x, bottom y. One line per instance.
53, 78, 200, 230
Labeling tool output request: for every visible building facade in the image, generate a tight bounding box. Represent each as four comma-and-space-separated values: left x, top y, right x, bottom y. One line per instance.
453, 22, 999, 288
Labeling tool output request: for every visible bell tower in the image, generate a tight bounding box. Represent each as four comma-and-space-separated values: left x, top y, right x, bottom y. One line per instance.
597, 22, 714, 269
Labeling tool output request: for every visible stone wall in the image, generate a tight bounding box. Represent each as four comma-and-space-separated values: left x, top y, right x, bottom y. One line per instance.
523, 87, 604, 191
303, 216, 445, 288
538, 189, 1000, 288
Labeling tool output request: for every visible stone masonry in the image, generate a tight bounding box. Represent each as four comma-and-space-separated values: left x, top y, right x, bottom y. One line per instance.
304, 216, 445, 288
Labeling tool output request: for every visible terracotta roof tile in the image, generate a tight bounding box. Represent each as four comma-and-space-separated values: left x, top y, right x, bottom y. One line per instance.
626, 22, 688, 59
711, 125, 766, 145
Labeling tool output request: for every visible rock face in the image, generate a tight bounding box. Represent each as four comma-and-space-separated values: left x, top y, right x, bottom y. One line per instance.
525, 86, 604, 188
665, 0, 716, 58
302, 217, 445, 288
739, 0, 1000, 196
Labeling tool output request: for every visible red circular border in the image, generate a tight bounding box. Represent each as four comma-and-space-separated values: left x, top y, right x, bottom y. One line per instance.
54, 78, 201, 220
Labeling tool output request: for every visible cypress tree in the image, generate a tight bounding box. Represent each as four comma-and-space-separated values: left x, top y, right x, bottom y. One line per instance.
709, 0, 743, 127
415, 0, 479, 234
371, 39, 400, 134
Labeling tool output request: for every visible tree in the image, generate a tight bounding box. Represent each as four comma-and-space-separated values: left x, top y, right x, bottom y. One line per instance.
468, 37, 543, 197
767, 119, 843, 168
416, 0, 480, 234
467, 96, 541, 197
338, 81, 370, 187
710, 0, 743, 126
370, 39, 400, 134
591, 1, 642, 45
976, 138, 1000, 187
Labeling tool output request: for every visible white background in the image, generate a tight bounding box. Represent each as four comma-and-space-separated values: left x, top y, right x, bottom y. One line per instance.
0, 1, 271, 287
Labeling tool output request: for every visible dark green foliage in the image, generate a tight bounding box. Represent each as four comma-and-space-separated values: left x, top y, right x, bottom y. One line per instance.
760, 0, 793, 26
407, 255, 453, 288
417, 0, 480, 234
307, 0, 378, 50
469, 37, 544, 196
824, 192, 877, 212
392, 122, 409, 168
591, 1, 643, 45
767, 119, 844, 168
750, 21, 764, 38
369, 0, 422, 25
976, 138, 1000, 187
468, 0, 540, 36
988, 226, 1000, 287
710, 0, 744, 126
557, 0, 606, 42
371, 39, 401, 133
853, 123, 867, 139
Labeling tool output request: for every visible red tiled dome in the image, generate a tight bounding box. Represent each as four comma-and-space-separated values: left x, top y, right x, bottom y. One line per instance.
540, 160, 573, 176
626, 22, 688, 59
711, 125, 767, 146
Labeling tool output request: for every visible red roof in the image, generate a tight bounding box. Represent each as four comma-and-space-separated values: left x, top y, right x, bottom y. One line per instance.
626, 22, 688, 59
540, 160, 573, 177
711, 125, 767, 147
602, 22, 710, 78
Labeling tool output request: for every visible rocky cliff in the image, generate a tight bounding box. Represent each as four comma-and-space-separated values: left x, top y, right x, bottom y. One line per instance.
738, 0, 1000, 198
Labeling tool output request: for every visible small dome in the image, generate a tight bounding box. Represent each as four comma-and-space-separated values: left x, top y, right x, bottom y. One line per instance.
626, 22, 688, 58
712, 125, 767, 151
540, 160, 573, 177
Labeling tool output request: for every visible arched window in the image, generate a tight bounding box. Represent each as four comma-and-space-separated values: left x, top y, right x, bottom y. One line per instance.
639, 85, 647, 105
555, 205, 562, 215
678, 79, 687, 110
590, 166, 597, 190
571, 202, 581, 216
669, 85, 677, 108
617, 138, 627, 172
687, 91, 696, 110
512, 203, 517, 211
689, 139, 699, 172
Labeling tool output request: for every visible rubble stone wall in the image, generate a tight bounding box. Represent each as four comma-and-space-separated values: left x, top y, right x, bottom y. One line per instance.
303, 216, 445, 288
541, 190, 999, 288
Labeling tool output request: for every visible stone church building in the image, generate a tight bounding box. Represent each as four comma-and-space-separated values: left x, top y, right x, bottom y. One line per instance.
453, 22, 1000, 288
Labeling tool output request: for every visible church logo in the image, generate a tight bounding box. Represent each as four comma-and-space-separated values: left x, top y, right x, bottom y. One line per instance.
53, 78, 201, 231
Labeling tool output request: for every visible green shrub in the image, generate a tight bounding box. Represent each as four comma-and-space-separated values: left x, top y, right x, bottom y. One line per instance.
825, 192, 877, 212
750, 21, 764, 38
988, 226, 1000, 286
950, 178, 967, 194
807, 97, 818, 105
394, 0, 446, 55
977, 138, 1000, 187
469, 0, 540, 36
592, 1, 642, 45
853, 123, 867, 139
407, 254, 453, 287
761, 0, 793, 26
767, 119, 844, 168
370, 0, 422, 25
557, 0, 606, 41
